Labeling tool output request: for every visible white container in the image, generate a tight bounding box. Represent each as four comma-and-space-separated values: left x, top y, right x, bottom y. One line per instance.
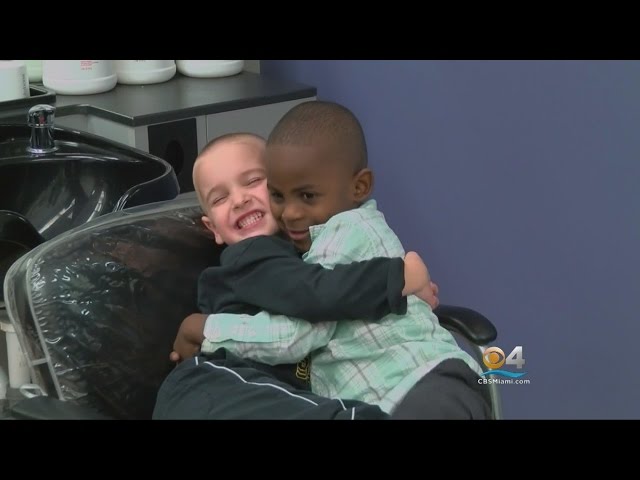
176, 60, 244, 78
43, 60, 118, 95
0, 61, 30, 102
0, 320, 30, 389
115, 60, 177, 85
22, 60, 43, 83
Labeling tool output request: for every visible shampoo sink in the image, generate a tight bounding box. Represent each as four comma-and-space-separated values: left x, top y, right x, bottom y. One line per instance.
0, 117, 180, 299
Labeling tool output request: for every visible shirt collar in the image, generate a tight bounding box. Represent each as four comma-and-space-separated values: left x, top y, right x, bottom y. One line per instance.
306, 198, 378, 245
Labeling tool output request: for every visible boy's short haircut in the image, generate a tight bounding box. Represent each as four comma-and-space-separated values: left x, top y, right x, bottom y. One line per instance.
199, 132, 265, 157
268, 101, 368, 172
192, 132, 265, 211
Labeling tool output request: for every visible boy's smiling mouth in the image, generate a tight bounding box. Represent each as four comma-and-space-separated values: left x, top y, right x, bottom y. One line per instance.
235, 210, 265, 230
286, 228, 309, 241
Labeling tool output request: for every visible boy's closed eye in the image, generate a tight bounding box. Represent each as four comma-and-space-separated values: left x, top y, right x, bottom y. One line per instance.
212, 195, 227, 206
247, 176, 264, 186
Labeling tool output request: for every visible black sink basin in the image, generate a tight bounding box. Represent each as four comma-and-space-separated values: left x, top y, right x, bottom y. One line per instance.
0, 124, 180, 299
1, 154, 175, 240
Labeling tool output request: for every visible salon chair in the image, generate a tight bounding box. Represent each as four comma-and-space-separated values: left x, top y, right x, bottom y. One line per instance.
2, 193, 501, 420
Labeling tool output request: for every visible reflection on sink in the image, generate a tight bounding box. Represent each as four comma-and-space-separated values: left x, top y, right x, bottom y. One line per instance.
0, 123, 180, 298
2, 154, 174, 240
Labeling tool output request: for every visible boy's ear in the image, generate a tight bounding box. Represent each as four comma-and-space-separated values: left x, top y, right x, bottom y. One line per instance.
352, 168, 373, 202
201, 215, 225, 245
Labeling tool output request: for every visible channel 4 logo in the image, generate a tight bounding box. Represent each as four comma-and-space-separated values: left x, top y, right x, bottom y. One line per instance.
480, 345, 527, 378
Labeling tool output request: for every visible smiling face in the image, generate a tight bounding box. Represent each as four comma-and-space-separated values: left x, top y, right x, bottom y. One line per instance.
194, 138, 279, 245
266, 143, 372, 252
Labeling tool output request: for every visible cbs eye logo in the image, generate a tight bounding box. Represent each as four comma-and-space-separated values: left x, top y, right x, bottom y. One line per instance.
482, 346, 526, 371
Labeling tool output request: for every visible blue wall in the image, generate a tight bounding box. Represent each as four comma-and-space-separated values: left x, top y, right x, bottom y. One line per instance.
262, 60, 640, 419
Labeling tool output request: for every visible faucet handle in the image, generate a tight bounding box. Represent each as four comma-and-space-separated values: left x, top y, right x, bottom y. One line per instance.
27, 104, 56, 127
27, 104, 57, 154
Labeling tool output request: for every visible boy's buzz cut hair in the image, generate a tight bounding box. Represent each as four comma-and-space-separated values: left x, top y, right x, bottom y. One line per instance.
193, 132, 265, 211
267, 100, 368, 172
199, 132, 265, 156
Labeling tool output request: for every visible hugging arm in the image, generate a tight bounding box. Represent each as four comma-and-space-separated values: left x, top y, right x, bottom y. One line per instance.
227, 237, 408, 322
201, 311, 337, 364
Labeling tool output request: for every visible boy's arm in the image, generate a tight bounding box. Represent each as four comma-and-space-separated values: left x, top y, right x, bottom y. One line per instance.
228, 236, 410, 322
201, 311, 337, 364
170, 312, 335, 364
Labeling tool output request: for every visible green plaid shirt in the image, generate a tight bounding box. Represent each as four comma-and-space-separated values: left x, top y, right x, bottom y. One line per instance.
202, 199, 482, 413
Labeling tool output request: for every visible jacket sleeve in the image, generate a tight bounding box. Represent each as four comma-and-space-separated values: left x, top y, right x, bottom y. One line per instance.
228, 237, 407, 322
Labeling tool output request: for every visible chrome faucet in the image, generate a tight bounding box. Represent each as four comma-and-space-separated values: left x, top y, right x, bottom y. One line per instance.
27, 104, 58, 154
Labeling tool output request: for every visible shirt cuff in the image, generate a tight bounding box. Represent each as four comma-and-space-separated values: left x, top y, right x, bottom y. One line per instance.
204, 313, 273, 343
387, 257, 408, 315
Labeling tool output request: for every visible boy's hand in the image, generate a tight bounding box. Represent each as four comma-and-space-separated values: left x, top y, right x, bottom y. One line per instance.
170, 313, 207, 363
415, 281, 440, 310
403, 251, 440, 309
402, 251, 430, 296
